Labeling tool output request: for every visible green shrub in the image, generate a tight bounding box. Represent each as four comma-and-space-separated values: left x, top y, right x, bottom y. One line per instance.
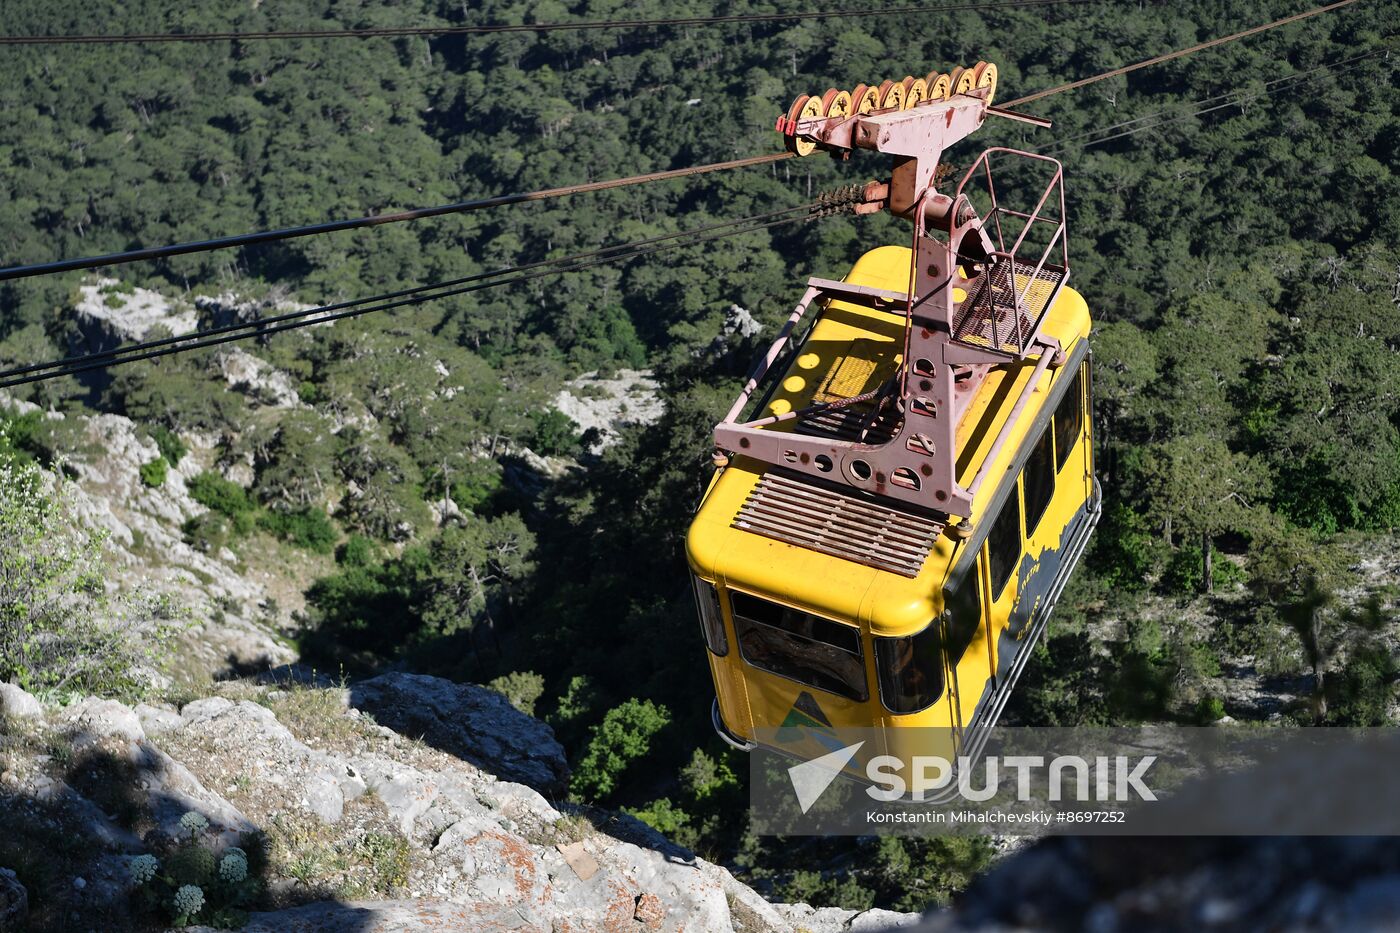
1161, 545, 1246, 594
528, 409, 582, 457
149, 425, 187, 466
448, 460, 504, 514
624, 798, 696, 848
485, 671, 545, 716
337, 534, 378, 567
139, 457, 169, 487
1091, 502, 1162, 590
0, 411, 45, 465
296, 380, 322, 404
1194, 695, 1227, 724
546, 675, 602, 750
1327, 644, 1398, 725
187, 472, 252, 517
781, 870, 875, 912
1, 459, 178, 695
182, 513, 231, 553
570, 698, 670, 800
258, 507, 338, 554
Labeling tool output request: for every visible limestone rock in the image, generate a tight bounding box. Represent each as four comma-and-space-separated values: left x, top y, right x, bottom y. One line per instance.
214, 348, 303, 409
28, 407, 295, 680
724, 302, 764, 340
63, 697, 145, 744
133, 702, 183, 735
552, 368, 664, 452
777, 903, 923, 932
0, 684, 42, 720
350, 673, 569, 794
71, 279, 197, 348
184, 898, 514, 932
2, 678, 907, 933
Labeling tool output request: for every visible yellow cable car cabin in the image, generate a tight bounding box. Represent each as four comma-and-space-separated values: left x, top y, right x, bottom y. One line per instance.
689, 68, 1100, 771
687, 244, 1099, 765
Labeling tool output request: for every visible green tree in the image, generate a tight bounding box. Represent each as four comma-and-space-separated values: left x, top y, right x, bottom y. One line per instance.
420, 514, 536, 640
1136, 434, 1271, 592
139, 456, 168, 487
1248, 524, 1354, 721
571, 698, 671, 800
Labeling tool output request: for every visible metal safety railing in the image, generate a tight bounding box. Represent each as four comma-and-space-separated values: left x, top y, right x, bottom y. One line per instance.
953, 148, 1069, 357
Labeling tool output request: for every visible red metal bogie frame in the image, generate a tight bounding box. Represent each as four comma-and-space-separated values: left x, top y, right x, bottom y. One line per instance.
714, 88, 1070, 527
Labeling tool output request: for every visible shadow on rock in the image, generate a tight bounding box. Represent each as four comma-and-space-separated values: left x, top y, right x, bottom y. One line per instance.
348, 672, 570, 795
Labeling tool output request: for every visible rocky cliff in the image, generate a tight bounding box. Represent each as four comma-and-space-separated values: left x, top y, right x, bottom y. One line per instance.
0, 675, 917, 932
0, 392, 299, 682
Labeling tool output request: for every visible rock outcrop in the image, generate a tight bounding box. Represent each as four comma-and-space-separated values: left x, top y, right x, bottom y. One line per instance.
0, 679, 915, 932
350, 672, 570, 794
71, 279, 198, 349
214, 348, 304, 409
553, 369, 664, 452
0, 394, 295, 680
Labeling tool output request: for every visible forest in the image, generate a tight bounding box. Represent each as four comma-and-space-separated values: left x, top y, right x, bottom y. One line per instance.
2, 0, 1399, 913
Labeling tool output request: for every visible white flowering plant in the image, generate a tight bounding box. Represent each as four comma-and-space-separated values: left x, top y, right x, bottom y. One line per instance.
129, 812, 262, 929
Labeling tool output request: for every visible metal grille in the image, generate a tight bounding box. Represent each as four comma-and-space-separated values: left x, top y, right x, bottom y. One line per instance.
732, 471, 943, 577
953, 259, 1065, 353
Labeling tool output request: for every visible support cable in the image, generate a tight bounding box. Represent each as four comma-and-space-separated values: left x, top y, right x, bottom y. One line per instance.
0, 204, 829, 389
1039, 45, 1393, 154
1003, 0, 1365, 107
0, 153, 794, 283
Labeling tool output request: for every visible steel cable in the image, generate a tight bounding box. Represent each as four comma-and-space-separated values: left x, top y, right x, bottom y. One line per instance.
0, 204, 825, 389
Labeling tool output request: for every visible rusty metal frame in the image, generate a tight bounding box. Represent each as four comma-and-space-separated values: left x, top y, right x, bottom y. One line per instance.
714, 87, 1070, 527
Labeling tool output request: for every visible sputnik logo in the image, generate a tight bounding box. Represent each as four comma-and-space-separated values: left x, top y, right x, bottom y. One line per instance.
787, 742, 864, 814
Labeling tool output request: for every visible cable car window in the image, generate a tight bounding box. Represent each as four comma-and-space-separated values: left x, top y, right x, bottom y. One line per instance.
730, 591, 867, 701
987, 489, 1021, 600
1023, 427, 1055, 536
1054, 366, 1083, 472
942, 582, 982, 668
875, 620, 943, 714
691, 576, 728, 656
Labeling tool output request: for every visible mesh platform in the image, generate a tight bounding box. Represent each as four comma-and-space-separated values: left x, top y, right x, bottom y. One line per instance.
953, 259, 1066, 354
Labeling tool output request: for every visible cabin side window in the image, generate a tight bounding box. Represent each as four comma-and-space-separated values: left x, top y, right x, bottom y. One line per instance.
1023, 427, 1055, 536
1054, 366, 1084, 472
875, 621, 943, 715
729, 591, 867, 702
987, 488, 1021, 600
691, 575, 728, 656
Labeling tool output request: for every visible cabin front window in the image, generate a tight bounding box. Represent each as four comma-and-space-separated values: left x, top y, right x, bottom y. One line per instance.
729, 590, 867, 701
691, 575, 728, 656
875, 620, 943, 714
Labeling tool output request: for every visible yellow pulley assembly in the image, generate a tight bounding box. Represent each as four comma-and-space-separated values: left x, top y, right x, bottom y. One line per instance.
821, 88, 853, 118
877, 80, 905, 111
951, 66, 977, 96
901, 76, 928, 109
851, 83, 880, 114
972, 61, 998, 104
925, 71, 952, 101
784, 94, 825, 156
778, 62, 1002, 155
